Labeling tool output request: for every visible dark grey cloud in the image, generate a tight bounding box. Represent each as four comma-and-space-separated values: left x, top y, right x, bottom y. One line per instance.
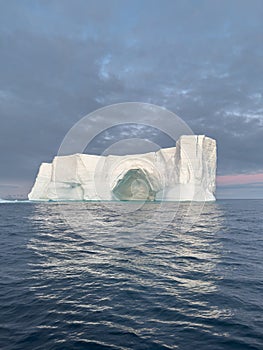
0, 0, 262, 197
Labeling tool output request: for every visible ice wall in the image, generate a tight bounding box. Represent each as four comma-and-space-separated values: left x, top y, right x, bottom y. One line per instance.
28, 135, 216, 201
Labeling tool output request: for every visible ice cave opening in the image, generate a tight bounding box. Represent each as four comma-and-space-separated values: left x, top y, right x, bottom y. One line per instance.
112, 168, 156, 201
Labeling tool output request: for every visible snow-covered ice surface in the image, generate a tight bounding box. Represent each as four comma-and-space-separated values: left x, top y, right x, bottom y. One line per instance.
28, 135, 217, 202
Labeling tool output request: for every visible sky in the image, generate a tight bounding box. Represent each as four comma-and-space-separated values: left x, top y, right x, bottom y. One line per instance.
0, 0, 262, 199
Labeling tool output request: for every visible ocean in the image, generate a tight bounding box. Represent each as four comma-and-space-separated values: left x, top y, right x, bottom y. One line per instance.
0, 200, 262, 349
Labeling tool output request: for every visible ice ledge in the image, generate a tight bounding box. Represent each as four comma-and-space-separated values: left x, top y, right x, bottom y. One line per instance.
28, 135, 217, 202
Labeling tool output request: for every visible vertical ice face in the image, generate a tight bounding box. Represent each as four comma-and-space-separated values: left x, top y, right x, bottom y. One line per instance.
172, 135, 217, 201
28, 163, 52, 200
28, 135, 217, 201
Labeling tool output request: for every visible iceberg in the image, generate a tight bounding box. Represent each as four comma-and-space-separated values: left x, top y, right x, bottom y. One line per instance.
28, 135, 217, 202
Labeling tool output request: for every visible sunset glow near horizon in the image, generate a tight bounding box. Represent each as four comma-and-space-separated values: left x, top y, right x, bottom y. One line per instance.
217, 173, 263, 186
216, 173, 263, 199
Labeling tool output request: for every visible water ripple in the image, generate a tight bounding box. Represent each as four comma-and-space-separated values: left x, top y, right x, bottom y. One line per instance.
0, 200, 263, 349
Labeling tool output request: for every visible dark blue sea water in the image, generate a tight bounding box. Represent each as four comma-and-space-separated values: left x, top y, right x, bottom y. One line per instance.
0, 200, 263, 349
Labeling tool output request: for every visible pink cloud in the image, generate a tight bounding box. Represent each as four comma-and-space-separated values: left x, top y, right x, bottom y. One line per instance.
217, 173, 263, 186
